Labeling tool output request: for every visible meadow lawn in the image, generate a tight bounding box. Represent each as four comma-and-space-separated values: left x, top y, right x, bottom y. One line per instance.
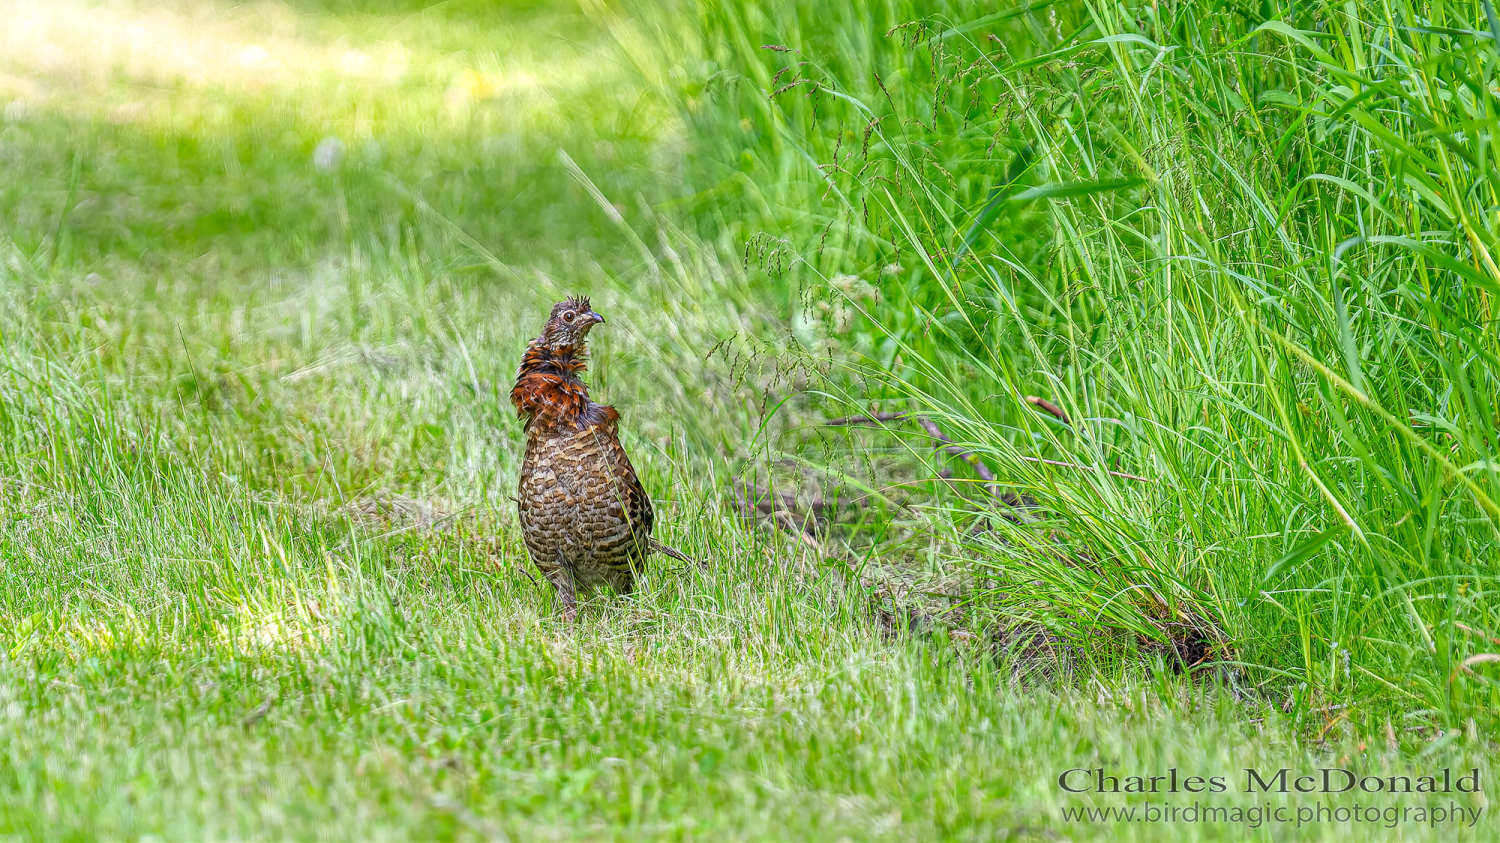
0, 0, 1494, 839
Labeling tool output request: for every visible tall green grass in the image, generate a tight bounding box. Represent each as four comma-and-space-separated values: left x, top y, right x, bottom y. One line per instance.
629, 0, 1500, 731
0, 0, 1496, 836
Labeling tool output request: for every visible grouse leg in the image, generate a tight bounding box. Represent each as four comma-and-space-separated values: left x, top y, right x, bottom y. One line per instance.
551, 549, 579, 622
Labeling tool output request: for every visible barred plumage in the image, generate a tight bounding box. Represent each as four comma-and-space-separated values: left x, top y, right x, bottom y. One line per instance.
510, 297, 654, 619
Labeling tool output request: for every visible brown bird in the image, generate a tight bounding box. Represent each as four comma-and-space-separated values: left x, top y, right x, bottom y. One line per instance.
510, 296, 685, 619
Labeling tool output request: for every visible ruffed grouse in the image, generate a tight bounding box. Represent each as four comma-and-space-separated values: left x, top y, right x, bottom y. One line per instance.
511, 296, 657, 619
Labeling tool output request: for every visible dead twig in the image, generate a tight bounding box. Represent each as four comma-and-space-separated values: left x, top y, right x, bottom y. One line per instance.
771, 511, 822, 553
824, 411, 908, 426
733, 481, 821, 552
913, 416, 999, 487
1455, 622, 1500, 646
1024, 395, 1070, 425
1024, 396, 1126, 428
824, 412, 1004, 497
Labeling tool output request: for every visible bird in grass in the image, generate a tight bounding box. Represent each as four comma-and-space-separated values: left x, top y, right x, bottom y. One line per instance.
510, 296, 690, 619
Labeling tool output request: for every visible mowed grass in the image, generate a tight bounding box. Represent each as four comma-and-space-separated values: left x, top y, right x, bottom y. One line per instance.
0, 0, 1495, 839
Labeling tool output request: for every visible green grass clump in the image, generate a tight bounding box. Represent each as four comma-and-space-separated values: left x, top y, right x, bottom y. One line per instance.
638, 0, 1500, 733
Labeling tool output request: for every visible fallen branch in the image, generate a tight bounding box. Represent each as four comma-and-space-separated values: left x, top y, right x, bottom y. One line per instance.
771, 511, 822, 553
1025, 396, 1126, 428
732, 481, 821, 553
733, 480, 825, 531
825, 412, 1003, 497
913, 416, 999, 487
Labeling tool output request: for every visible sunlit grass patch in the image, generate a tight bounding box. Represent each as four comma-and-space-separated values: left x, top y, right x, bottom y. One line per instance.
0, 0, 672, 270
0, 0, 613, 128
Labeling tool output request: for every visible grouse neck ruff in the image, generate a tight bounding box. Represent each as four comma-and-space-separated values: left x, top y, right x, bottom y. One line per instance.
511, 340, 597, 431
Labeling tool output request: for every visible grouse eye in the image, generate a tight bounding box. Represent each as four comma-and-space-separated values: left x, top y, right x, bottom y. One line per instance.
563, 311, 576, 323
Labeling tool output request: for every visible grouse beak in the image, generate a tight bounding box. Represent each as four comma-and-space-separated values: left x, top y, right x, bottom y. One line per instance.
585, 311, 606, 325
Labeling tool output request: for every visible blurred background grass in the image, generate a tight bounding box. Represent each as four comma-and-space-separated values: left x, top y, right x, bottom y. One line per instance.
0, 0, 1496, 838
0, 0, 663, 268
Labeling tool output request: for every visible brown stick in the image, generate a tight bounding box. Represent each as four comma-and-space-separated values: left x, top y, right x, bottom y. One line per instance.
913, 417, 999, 485
831, 402, 1075, 429
733, 481, 826, 527
824, 411, 909, 426
823, 413, 1004, 497
1025, 395, 1070, 425
771, 511, 822, 553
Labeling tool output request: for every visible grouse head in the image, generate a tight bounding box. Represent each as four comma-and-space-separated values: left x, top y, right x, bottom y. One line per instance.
536, 295, 605, 350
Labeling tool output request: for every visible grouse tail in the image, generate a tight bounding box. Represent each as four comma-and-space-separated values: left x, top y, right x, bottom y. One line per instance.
650, 538, 701, 567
